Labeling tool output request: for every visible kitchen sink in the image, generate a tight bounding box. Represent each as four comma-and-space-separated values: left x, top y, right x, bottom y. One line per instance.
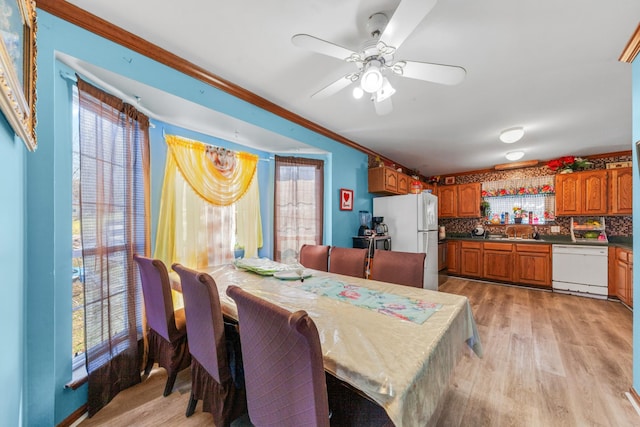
485, 236, 544, 242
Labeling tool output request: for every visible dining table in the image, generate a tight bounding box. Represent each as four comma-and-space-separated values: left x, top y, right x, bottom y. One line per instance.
169, 258, 483, 427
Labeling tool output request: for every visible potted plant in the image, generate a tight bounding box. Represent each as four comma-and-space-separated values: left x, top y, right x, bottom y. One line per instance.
512, 205, 523, 223
480, 200, 491, 220
547, 156, 592, 173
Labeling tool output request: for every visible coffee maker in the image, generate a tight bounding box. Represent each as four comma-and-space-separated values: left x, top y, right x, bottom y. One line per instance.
372, 216, 388, 235
358, 210, 373, 236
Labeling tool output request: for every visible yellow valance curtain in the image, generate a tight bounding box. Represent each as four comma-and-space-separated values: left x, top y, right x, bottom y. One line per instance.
154, 134, 262, 270
166, 134, 257, 206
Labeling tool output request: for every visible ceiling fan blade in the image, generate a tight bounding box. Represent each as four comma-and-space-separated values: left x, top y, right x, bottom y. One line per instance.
379, 0, 438, 50
399, 60, 466, 85
311, 74, 357, 99
292, 34, 357, 61
373, 97, 393, 116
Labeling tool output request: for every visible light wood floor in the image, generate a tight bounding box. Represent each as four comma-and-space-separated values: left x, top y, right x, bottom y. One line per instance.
75, 277, 638, 427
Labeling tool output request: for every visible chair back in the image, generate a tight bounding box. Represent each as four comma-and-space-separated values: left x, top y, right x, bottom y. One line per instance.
328, 247, 368, 278
371, 250, 426, 288
299, 244, 330, 271
172, 263, 228, 384
133, 254, 182, 342
226, 285, 330, 427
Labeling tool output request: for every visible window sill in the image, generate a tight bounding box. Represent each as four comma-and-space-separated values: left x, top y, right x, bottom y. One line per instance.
65, 365, 88, 390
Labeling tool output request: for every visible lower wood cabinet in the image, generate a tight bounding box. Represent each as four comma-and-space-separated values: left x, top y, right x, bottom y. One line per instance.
460, 241, 483, 278
514, 244, 552, 287
611, 246, 633, 307
446, 240, 459, 274
483, 242, 513, 282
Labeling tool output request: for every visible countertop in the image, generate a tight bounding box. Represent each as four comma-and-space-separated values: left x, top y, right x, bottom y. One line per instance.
444, 234, 632, 250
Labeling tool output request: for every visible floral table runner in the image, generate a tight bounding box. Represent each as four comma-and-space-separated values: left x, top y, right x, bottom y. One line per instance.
285, 277, 442, 324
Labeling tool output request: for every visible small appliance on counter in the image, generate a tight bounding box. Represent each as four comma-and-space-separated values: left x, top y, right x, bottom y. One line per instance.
470, 223, 486, 238
372, 216, 388, 235
358, 210, 373, 236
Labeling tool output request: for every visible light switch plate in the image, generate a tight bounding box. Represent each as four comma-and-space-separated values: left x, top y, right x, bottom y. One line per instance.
551, 226, 560, 233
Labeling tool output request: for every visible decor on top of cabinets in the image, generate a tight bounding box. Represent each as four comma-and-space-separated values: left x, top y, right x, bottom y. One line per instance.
340, 188, 353, 211
547, 156, 592, 173
0, 0, 37, 151
444, 176, 455, 185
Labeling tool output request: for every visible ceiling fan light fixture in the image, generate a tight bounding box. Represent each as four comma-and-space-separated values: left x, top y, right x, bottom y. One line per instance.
361, 60, 384, 93
499, 127, 525, 143
505, 150, 525, 161
375, 77, 396, 102
352, 86, 364, 99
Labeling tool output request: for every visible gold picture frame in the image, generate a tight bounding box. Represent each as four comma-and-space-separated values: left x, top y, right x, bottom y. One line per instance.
0, 0, 36, 150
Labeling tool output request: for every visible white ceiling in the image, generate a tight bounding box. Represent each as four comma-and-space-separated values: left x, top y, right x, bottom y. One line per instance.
64, 0, 640, 176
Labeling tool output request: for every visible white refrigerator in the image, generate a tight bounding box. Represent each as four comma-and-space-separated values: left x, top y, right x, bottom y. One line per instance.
373, 191, 439, 290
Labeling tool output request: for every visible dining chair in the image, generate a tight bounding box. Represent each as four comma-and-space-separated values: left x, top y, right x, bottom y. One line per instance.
226, 285, 330, 427
299, 244, 331, 271
133, 254, 191, 397
328, 247, 368, 278
370, 250, 426, 288
172, 263, 247, 426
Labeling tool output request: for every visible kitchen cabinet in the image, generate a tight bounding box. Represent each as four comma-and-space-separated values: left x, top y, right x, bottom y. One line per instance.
514, 243, 552, 287
438, 240, 447, 271
438, 183, 481, 218
612, 246, 633, 307
608, 167, 632, 215
368, 166, 412, 195
460, 241, 483, 278
446, 240, 460, 274
483, 242, 514, 282
555, 170, 607, 216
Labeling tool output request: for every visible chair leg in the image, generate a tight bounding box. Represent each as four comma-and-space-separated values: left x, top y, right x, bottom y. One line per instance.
163, 370, 179, 397
143, 357, 154, 376
185, 392, 198, 417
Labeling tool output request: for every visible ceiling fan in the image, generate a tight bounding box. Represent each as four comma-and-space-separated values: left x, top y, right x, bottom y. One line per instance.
292, 0, 465, 115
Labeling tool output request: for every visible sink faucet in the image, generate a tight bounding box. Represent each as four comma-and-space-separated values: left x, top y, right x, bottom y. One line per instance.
505, 226, 516, 238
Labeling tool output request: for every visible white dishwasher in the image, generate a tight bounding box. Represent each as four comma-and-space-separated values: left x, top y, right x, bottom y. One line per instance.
552, 245, 608, 299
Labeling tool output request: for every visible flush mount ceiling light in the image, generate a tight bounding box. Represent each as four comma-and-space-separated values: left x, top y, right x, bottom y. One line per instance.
505, 150, 525, 161
499, 127, 525, 143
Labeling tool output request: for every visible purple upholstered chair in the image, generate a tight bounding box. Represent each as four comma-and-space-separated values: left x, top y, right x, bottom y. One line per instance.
328, 247, 368, 278
172, 264, 246, 426
226, 285, 330, 427
299, 244, 330, 272
370, 250, 426, 288
133, 254, 191, 397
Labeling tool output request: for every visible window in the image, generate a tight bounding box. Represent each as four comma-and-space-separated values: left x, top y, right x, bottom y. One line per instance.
72, 78, 150, 413
274, 156, 324, 263
481, 176, 556, 224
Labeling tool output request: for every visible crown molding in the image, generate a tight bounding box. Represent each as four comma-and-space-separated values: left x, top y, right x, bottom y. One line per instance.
620, 22, 640, 63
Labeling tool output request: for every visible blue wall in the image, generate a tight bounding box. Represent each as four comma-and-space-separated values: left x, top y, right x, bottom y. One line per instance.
632, 56, 640, 393
0, 119, 25, 425
27, 9, 373, 424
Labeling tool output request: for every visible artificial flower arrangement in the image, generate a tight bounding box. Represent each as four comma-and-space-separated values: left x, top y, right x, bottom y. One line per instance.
547, 156, 592, 173
512, 205, 523, 218
481, 184, 554, 197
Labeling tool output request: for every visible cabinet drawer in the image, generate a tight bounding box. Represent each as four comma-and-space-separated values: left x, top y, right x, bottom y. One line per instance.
515, 243, 550, 253
461, 241, 482, 249
483, 242, 513, 251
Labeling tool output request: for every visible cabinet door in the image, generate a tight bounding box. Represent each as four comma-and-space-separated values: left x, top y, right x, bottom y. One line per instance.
514, 247, 551, 287
397, 173, 409, 194
438, 186, 457, 218
609, 168, 632, 215
483, 242, 513, 282
384, 168, 398, 193
615, 257, 629, 304
460, 242, 482, 277
438, 241, 447, 271
446, 240, 459, 274
581, 170, 607, 215
555, 173, 581, 216
457, 183, 481, 217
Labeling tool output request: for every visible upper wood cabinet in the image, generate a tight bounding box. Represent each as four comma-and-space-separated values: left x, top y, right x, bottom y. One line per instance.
368, 166, 414, 195
438, 183, 481, 218
608, 167, 632, 215
555, 170, 607, 216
